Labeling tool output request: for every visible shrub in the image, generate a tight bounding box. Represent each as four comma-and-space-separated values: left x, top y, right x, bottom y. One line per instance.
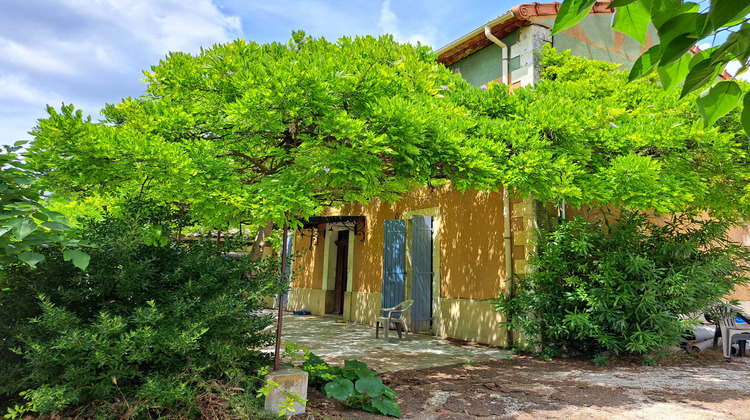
0, 209, 284, 417
493, 211, 750, 361
281, 345, 401, 418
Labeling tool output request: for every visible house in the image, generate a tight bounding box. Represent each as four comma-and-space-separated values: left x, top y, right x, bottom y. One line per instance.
281, 1, 750, 345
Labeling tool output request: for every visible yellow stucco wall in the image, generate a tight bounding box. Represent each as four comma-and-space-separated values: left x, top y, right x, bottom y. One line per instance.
326, 184, 510, 300
291, 229, 325, 290
727, 223, 750, 301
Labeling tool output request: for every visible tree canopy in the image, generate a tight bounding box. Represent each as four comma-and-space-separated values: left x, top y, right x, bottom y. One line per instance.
27, 37, 750, 227
0, 143, 89, 269
552, 0, 750, 136
27, 33, 499, 230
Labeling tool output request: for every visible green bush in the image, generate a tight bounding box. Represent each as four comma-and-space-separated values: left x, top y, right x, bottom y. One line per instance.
0, 209, 284, 417
493, 211, 750, 361
286, 346, 401, 418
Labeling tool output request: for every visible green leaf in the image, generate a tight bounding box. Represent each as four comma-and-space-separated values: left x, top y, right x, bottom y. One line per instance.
609, 0, 638, 7
18, 251, 45, 267
63, 249, 91, 270
680, 57, 720, 98
657, 53, 691, 91
612, 1, 651, 44
354, 377, 383, 398
709, 0, 750, 30
657, 13, 698, 48
659, 34, 695, 66
647, 0, 691, 29
324, 378, 354, 401
370, 396, 403, 418
629, 45, 661, 81
12, 177, 33, 185
696, 81, 742, 127
14, 218, 38, 241
743, 92, 750, 138
551, 0, 597, 36
41, 221, 72, 231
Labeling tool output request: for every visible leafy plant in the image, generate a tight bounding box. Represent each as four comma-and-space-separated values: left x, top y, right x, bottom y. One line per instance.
0, 206, 284, 417
493, 211, 750, 362
290, 346, 402, 418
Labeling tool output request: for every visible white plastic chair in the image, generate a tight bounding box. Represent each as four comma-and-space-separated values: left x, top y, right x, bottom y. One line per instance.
375, 299, 414, 342
715, 303, 750, 362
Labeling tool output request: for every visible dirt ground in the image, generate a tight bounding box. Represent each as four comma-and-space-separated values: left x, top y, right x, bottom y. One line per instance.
292, 350, 750, 420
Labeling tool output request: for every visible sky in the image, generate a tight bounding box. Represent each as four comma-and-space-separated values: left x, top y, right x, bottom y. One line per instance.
0, 1, 746, 148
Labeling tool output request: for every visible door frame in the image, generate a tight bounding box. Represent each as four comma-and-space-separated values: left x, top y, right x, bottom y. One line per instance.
402, 207, 441, 333
322, 225, 354, 315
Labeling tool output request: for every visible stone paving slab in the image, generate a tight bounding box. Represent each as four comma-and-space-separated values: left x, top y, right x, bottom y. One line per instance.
265, 311, 514, 372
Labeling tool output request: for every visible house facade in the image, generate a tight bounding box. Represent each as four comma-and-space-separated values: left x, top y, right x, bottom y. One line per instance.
281, 1, 750, 345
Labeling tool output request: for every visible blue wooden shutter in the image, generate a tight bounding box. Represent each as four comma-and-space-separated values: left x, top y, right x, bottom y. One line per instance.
411, 216, 433, 332
382, 220, 406, 311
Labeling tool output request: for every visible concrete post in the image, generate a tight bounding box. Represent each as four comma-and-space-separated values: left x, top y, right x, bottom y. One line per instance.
264, 366, 309, 416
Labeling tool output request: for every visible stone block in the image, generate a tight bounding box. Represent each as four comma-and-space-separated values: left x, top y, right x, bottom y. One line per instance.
264, 366, 309, 416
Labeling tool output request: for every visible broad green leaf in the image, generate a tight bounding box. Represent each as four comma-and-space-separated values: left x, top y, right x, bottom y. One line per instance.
0, 184, 8, 193
709, 0, 750, 30
41, 221, 72, 231
370, 396, 403, 418
724, 25, 750, 63
19, 233, 63, 246
324, 378, 354, 401
696, 81, 742, 127
63, 249, 91, 270
741, 92, 750, 138
14, 218, 38, 241
659, 34, 695, 66
18, 251, 45, 267
647, 0, 690, 28
551, 0, 597, 36
657, 53, 691, 91
629, 45, 661, 81
680, 58, 720, 98
612, 1, 651, 44
657, 13, 698, 47
354, 377, 383, 398
609, 0, 638, 8
12, 177, 33, 185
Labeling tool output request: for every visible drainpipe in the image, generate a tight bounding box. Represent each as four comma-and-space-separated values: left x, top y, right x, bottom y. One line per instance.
503, 187, 514, 346
484, 26, 510, 86
488, 26, 514, 345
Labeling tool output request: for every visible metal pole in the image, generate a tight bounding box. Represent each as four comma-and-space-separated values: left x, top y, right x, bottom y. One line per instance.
273, 222, 289, 371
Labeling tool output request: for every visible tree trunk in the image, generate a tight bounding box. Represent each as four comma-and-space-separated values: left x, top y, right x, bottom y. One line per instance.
249, 220, 274, 261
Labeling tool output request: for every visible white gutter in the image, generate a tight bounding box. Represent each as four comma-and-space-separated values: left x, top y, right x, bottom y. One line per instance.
484, 26, 510, 86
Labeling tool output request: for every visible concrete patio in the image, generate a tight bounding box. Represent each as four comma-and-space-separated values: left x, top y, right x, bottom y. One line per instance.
264, 310, 514, 372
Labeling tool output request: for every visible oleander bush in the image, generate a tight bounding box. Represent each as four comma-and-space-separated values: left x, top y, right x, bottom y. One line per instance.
0, 206, 284, 417
493, 211, 750, 363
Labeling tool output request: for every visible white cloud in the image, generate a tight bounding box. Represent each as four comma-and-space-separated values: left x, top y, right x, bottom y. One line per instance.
0, 74, 63, 106
378, 0, 435, 46
0, 0, 245, 145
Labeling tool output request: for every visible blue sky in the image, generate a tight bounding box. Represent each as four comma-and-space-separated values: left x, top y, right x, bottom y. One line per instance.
0, 0, 522, 147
